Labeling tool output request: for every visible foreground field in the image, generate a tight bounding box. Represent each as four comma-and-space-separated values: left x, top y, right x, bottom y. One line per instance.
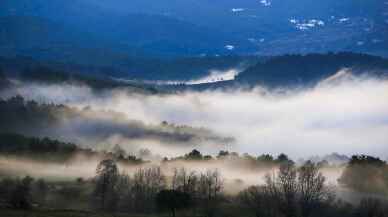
0, 209, 161, 217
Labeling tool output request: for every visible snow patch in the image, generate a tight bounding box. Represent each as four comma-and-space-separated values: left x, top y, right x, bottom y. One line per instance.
260, 0, 271, 7
231, 8, 245, 13
290, 18, 325, 31
225, 45, 235, 50
248, 38, 265, 44
339, 18, 350, 23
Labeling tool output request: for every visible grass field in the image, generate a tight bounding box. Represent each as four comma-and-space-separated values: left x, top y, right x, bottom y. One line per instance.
0, 209, 165, 217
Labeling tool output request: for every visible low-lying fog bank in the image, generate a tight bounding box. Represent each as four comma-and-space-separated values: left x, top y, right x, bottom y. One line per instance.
0, 155, 345, 195
1, 69, 387, 159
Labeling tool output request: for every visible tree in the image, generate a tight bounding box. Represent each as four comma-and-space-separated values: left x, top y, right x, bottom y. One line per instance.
172, 168, 198, 196
264, 161, 333, 217
198, 169, 223, 217
34, 179, 49, 206
93, 159, 119, 211
10, 176, 34, 209
112, 144, 126, 159
356, 198, 388, 217
185, 149, 203, 160
276, 153, 293, 164
298, 161, 331, 217
132, 167, 166, 212
265, 161, 298, 217
239, 186, 273, 217
339, 155, 388, 194
217, 150, 229, 159
116, 173, 134, 212
138, 148, 151, 159
156, 190, 192, 217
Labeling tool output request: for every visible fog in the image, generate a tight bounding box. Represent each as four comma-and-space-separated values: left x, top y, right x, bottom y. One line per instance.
2, 69, 388, 160
185, 68, 241, 84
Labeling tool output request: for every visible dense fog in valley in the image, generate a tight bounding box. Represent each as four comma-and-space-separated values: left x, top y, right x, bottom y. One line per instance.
1, 64, 388, 216
2, 69, 387, 159
1, 0, 388, 215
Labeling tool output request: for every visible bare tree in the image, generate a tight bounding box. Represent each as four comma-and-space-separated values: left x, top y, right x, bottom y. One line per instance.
239, 186, 271, 217
172, 168, 198, 195
298, 161, 331, 217
357, 198, 388, 217
198, 169, 224, 217
156, 189, 192, 217
116, 173, 134, 212
265, 162, 298, 217
132, 167, 166, 212
93, 159, 119, 211
264, 161, 334, 217
10, 176, 34, 210
33, 178, 49, 206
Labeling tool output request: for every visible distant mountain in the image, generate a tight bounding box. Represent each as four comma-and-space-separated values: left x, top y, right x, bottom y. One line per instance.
84, 0, 388, 56
0, 15, 147, 66
235, 52, 388, 87
1, 0, 387, 57
167, 52, 388, 90
0, 69, 10, 90
3, 53, 386, 90
0, 54, 258, 83
0, 0, 235, 58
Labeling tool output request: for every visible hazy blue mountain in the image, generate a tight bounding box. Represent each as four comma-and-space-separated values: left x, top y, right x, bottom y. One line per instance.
169, 53, 388, 90
84, 0, 388, 56
236, 52, 388, 87
0, 0, 239, 57
0, 54, 258, 83
1, 0, 387, 58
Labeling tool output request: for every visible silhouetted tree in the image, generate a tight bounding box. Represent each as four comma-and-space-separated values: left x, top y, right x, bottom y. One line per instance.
276, 153, 293, 164
198, 169, 223, 217
156, 190, 192, 217
132, 167, 166, 212
265, 161, 298, 217
239, 186, 276, 217
112, 144, 126, 159
93, 159, 119, 211
355, 198, 388, 217
185, 149, 203, 160
10, 176, 34, 209
339, 155, 388, 195
298, 161, 332, 217
33, 179, 49, 206
217, 150, 229, 159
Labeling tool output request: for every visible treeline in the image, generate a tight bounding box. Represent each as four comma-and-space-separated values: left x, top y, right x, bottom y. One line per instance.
0, 133, 145, 164
0, 96, 231, 146
20, 66, 161, 94
0, 55, 257, 86
1, 159, 388, 217
165, 149, 297, 169
0, 95, 76, 135
339, 155, 388, 195
0, 133, 77, 156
